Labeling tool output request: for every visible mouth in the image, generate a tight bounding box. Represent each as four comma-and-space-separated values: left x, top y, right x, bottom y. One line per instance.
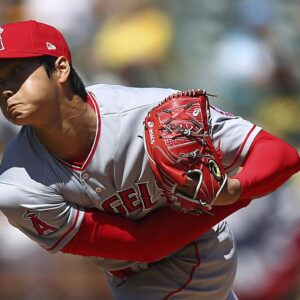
7, 103, 22, 120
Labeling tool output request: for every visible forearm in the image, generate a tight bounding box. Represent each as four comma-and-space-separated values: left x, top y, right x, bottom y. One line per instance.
218, 130, 299, 204
61, 133, 299, 262
61, 199, 250, 262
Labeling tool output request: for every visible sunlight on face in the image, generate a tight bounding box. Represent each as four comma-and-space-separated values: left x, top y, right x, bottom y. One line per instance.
0, 58, 58, 126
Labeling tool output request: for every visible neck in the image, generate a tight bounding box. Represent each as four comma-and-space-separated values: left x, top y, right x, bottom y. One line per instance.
34, 95, 97, 163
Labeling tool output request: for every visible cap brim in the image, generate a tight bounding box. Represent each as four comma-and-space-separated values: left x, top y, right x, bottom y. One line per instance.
0, 52, 47, 59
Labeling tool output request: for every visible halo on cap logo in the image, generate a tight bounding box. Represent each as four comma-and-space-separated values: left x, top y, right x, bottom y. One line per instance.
0, 27, 5, 51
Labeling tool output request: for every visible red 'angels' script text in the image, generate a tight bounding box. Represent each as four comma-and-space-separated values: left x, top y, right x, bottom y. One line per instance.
101, 182, 158, 215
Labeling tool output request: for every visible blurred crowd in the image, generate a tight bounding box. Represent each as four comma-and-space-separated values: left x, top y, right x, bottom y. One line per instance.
0, 0, 299, 299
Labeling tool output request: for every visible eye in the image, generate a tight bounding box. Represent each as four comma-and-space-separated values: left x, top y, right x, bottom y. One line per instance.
208, 159, 222, 181
13, 67, 22, 75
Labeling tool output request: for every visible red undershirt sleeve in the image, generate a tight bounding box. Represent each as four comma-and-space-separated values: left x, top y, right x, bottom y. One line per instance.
61, 199, 251, 262
61, 130, 299, 262
233, 130, 300, 200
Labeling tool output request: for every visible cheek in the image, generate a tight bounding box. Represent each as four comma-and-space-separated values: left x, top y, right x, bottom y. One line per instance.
21, 75, 57, 108
10, 75, 58, 125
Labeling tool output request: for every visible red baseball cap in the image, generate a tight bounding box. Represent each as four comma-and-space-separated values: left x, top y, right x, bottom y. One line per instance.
0, 20, 72, 63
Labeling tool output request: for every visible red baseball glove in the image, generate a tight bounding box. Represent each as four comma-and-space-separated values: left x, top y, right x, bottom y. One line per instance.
144, 89, 227, 215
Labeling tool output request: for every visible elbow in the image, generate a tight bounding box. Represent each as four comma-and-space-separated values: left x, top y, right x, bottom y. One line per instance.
267, 135, 300, 176
133, 239, 168, 262
283, 143, 300, 175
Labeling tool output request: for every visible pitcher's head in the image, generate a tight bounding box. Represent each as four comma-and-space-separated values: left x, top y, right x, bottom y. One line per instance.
0, 21, 88, 126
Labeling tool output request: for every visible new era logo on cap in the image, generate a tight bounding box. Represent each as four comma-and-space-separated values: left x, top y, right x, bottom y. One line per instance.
0, 20, 72, 63
46, 42, 57, 51
0, 27, 5, 50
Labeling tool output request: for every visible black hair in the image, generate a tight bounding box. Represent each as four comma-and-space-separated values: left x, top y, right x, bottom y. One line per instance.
39, 55, 88, 100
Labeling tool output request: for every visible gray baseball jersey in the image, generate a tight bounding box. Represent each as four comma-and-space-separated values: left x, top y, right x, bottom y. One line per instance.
0, 84, 261, 299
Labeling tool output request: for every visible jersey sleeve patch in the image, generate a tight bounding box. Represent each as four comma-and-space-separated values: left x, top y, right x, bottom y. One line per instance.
0, 183, 85, 253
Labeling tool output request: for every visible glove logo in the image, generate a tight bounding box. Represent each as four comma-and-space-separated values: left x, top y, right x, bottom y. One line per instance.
208, 159, 222, 181
147, 121, 154, 128
192, 108, 200, 117
149, 128, 155, 144
146, 121, 155, 144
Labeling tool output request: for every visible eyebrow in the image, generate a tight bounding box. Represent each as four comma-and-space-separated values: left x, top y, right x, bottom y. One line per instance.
0, 60, 17, 80
0, 60, 10, 68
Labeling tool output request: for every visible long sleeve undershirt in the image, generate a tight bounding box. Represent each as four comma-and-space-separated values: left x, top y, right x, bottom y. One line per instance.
61, 130, 300, 261
234, 130, 300, 199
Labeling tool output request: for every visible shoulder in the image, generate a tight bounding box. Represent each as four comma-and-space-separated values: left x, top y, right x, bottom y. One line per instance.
0, 126, 59, 190
1, 126, 38, 166
1, 126, 31, 169
209, 104, 239, 121
209, 103, 257, 130
86, 84, 178, 113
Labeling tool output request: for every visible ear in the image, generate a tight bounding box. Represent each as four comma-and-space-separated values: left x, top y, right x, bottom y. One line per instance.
54, 56, 71, 83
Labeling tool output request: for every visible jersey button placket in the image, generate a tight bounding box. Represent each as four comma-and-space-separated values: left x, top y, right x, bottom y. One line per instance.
95, 187, 102, 193
82, 173, 90, 180
80, 171, 103, 203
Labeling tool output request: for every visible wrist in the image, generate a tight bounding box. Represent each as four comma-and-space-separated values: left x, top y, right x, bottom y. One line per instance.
228, 178, 242, 200
213, 178, 242, 206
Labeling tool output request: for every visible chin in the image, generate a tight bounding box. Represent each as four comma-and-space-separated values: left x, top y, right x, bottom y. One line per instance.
11, 117, 28, 126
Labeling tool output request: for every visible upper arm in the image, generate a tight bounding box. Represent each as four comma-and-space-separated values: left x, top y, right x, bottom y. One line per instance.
0, 182, 85, 253
210, 105, 261, 173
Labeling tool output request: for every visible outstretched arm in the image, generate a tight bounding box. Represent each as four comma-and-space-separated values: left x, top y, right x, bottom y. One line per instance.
61, 130, 299, 262
214, 130, 300, 205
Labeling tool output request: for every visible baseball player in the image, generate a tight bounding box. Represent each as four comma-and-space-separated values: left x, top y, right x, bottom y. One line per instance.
0, 20, 299, 300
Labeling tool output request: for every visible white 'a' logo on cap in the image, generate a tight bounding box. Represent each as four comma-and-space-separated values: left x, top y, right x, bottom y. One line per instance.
0, 27, 5, 51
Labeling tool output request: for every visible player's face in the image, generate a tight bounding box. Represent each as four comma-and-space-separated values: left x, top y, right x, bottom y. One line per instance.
0, 57, 59, 126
